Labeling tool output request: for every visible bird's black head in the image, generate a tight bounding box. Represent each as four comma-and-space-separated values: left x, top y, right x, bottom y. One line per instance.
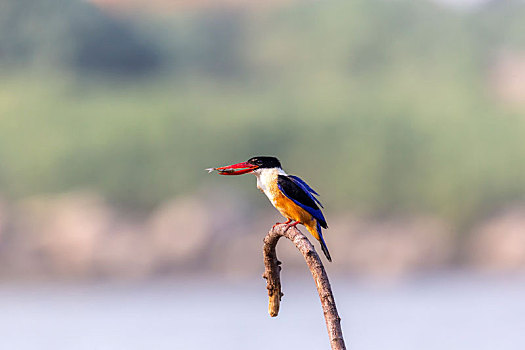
247, 156, 282, 169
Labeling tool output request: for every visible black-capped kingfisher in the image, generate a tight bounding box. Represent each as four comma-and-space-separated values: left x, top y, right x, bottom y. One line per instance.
207, 156, 331, 262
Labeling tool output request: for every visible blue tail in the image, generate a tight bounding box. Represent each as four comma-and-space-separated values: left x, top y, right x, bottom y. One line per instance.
317, 222, 332, 262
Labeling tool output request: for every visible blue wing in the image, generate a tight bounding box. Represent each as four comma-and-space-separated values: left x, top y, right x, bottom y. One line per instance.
288, 175, 324, 208
277, 175, 327, 228
288, 175, 319, 195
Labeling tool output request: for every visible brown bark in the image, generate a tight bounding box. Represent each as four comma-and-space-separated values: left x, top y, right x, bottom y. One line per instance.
262, 224, 347, 350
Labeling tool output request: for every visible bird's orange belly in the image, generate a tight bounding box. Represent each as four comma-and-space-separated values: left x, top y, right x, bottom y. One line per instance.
272, 192, 314, 225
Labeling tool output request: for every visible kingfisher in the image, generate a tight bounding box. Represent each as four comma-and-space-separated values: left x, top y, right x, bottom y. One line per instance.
207, 156, 331, 262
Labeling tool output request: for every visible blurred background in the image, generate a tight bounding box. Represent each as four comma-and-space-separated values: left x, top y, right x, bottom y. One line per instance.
1, 0, 525, 348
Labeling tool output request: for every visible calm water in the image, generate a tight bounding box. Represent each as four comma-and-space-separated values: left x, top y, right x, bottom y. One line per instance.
1, 275, 524, 349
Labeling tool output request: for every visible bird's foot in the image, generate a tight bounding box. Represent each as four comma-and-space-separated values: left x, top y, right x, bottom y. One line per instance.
284, 221, 300, 231
273, 219, 292, 228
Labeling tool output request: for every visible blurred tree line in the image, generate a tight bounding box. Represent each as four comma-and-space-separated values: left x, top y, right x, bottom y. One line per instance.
1, 0, 525, 227
0, 0, 245, 77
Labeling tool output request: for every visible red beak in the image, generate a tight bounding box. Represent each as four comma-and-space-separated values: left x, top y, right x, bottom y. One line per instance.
215, 161, 259, 175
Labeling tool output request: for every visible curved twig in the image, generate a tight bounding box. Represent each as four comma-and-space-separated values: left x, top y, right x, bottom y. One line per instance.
262, 224, 346, 350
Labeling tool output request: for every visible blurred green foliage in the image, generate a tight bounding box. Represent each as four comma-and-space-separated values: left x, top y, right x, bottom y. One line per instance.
1, 0, 525, 225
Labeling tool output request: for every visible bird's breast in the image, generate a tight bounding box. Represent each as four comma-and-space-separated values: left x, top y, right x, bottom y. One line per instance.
255, 169, 313, 223
255, 169, 281, 205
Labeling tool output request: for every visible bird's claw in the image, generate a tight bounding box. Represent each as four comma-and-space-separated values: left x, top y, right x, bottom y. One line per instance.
284, 221, 300, 231
273, 219, 292, 229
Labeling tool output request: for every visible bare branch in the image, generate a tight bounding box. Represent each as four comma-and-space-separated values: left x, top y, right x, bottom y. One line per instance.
262, 224, 347, 350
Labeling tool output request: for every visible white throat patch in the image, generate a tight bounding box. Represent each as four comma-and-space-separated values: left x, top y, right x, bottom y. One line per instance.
253, 167, 287, 195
